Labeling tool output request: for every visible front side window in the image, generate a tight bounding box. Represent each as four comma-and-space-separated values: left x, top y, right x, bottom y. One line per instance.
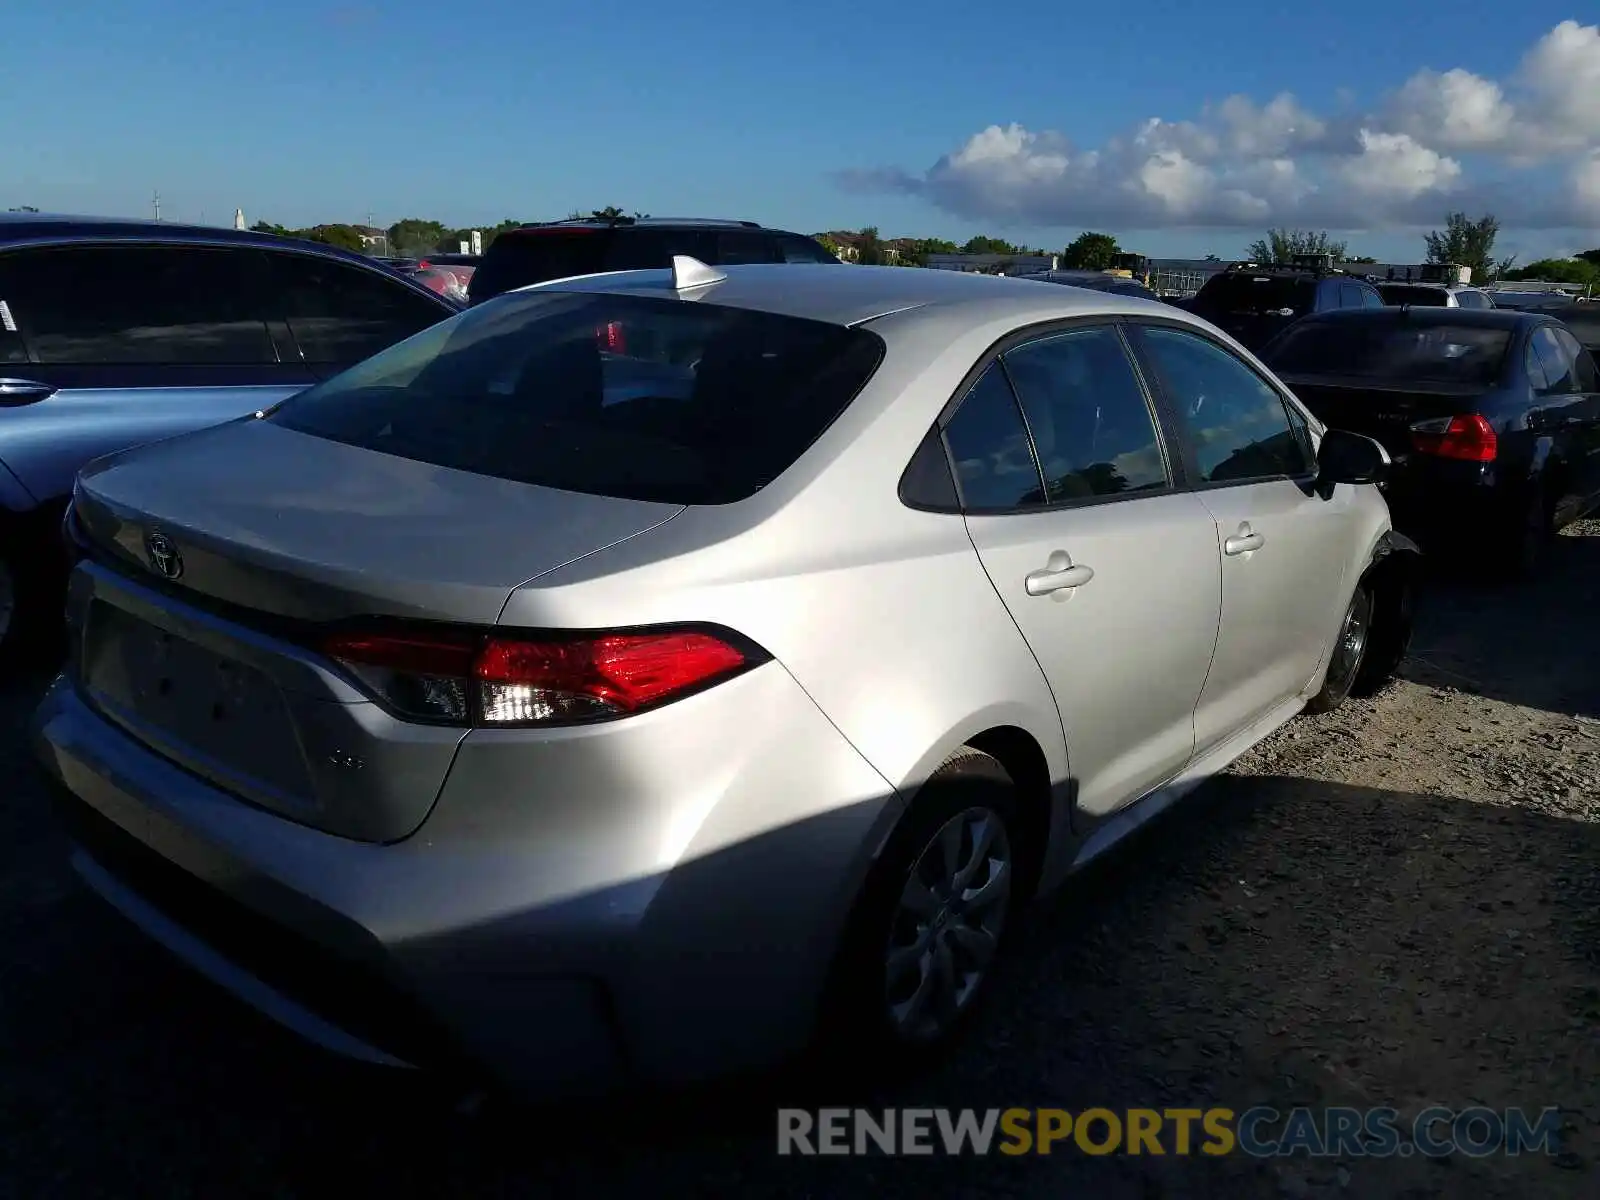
266, 291, 884, 506
1001, 327, 1169, 501
0, 244, 274, 366
268, 252, 447, 366
942, 364, 1044, 511
1139, 326, 1314, 483
714, 231, 778, 264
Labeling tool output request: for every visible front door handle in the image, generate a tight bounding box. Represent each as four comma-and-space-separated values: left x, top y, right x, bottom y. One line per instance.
0, 377, 56, 405
1224, 523, 1265, 556
1025, 552, 1094, 596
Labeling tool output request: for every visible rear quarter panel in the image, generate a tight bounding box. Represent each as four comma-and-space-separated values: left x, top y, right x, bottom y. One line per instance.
498, 308, 1075, 808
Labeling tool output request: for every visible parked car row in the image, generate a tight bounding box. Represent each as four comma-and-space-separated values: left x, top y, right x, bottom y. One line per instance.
11, 212, 1597, 1105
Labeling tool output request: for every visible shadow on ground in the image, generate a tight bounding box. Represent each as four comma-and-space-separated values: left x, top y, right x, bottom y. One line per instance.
2, 768, 1595, 1199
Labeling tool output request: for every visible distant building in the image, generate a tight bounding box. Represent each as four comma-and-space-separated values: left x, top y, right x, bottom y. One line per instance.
233, 208, 246, 231
351, 224, 388, 251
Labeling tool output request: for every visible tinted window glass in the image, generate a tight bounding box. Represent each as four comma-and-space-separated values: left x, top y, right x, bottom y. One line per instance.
1554, 307, 1600, 355
1001, 328, 1168, 501
1358, 284, 1385, 309
1555, 328, 1598, 391
269, 252, 446, 366
777, 234, 840, 264
1377, 284, 1449, 306
1141, 327, 1313, 483
1195, 274, 1315, 315
606, 229, 716, 270
1263, 320, 1512, 387
0, 245, 274, 366
0, 287, 26, 364
943, 364, 1044, 510
267, 292, 884, 506
1456, 290, 1491, 309
1524, 341, 1550, 392
715, 231, 778, 264
1530, 326, 1575, 394
468, 230, 610, 300
1338, 282, 1365, 308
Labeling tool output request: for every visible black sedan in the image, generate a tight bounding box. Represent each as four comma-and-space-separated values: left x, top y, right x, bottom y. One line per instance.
1259, 307, 1600, 575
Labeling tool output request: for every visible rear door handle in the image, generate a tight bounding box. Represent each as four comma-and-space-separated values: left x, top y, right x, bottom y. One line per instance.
1025, 556, 1094, 596
1224, 524, 1265, 556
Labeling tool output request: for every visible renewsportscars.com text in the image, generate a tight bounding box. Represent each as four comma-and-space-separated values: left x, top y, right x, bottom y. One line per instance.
776, 1106, 1565, 1158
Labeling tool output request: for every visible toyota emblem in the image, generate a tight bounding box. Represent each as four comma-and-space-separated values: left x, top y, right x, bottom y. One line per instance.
144, 531, 183, 580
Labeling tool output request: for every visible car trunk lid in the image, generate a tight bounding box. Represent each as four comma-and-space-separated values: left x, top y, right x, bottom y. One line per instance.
67, 417, 682, 842
1279, 377, 1494, 458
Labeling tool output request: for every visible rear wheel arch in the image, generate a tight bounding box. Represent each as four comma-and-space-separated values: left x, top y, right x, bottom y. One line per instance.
962, 726, 1054, 901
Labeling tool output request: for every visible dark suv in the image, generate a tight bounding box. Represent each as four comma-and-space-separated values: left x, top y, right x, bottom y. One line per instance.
0, 214, 459, 665
467, 217, 840, 304
1187, 259, 1384, 352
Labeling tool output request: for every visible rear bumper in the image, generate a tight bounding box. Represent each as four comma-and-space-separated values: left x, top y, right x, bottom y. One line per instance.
32, 662, 900, 1096
1380, 458, 1510, 552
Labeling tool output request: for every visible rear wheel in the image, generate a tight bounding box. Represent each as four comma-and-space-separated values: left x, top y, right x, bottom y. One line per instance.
823, 748, 1021, 1073
1305, 584, 1372, 714
1508, 483, 1553, 579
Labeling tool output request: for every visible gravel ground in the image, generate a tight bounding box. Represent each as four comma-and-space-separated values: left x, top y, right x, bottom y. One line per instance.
3, 523, 1598, 1199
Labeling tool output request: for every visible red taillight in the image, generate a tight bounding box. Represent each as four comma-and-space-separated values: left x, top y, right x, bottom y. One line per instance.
596, 320, 626, 353
1409, 413, 1497, 462
320, 626, 756, 725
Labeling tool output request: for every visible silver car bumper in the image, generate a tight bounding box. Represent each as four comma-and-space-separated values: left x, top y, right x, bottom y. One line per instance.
32, 664, 901, 1095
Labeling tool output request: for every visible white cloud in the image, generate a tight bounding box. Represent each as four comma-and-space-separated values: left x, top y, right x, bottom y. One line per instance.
838, 20, 1600, 232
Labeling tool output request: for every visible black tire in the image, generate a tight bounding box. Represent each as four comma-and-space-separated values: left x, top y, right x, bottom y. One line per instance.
820, 747, 1022, 1077
1507, 482, 1553, 580
0, 528, 66, 674
1305, 584, 1373, 715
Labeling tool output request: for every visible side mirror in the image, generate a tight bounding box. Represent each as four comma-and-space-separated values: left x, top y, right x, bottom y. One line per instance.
1317, 428, 1389, 486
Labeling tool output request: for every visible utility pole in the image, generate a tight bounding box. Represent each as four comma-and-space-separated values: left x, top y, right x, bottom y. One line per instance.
152, 190, 161, 221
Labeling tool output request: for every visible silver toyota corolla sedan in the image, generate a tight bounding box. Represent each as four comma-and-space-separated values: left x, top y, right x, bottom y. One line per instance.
33, 260, 1420, 1096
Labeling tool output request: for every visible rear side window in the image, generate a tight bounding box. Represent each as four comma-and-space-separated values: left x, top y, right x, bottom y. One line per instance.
1377, 284, 1448, 306
1001, 327, 1169, 500
1530, 326, 1576, 395
468, 230, 611, 300
267, 252, 447, 366
714, 231, 779, 264
942, 365, 1044, 511
1556, 328, 1599, 391
605, 229, 716, 271
1263, 320, 1512, 387
266, 292, 885, 505
1196, 274, 1314, 316
0, 244, 275, 366
776, 234, 841, 264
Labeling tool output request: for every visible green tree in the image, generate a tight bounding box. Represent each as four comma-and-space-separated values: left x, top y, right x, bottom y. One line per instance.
299, 223, 366, 253
249, 220, 291, 236
1503, 258, 1600, 287
8, 205, 39, 213
1576, 248, 1600, 269
853, 226, 886, 265
387, 218, 447, 258
962, 235, 1017, 255
1423, 213, 1515, 283
591, 205, 626, 219
1245, 229, 1348, 264
1061, 231, 1121, 270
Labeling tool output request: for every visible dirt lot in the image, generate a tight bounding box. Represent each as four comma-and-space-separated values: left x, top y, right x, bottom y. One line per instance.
2, 524, 1598, 1199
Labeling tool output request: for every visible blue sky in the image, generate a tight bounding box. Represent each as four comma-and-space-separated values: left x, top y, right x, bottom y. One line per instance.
5, 2, 1597, 263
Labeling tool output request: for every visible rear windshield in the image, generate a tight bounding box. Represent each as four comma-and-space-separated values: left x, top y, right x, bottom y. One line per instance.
1262, 321, 1512, 386
266, 291, 886, 505
1377, 284, 1449, 306
1195, 275, 1315, 315
1556, 307, 1600, 353
467, 231, 608, 301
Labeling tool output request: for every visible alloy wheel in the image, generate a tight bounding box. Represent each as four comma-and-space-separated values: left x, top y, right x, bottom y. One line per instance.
884, 806, 1013, 1043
